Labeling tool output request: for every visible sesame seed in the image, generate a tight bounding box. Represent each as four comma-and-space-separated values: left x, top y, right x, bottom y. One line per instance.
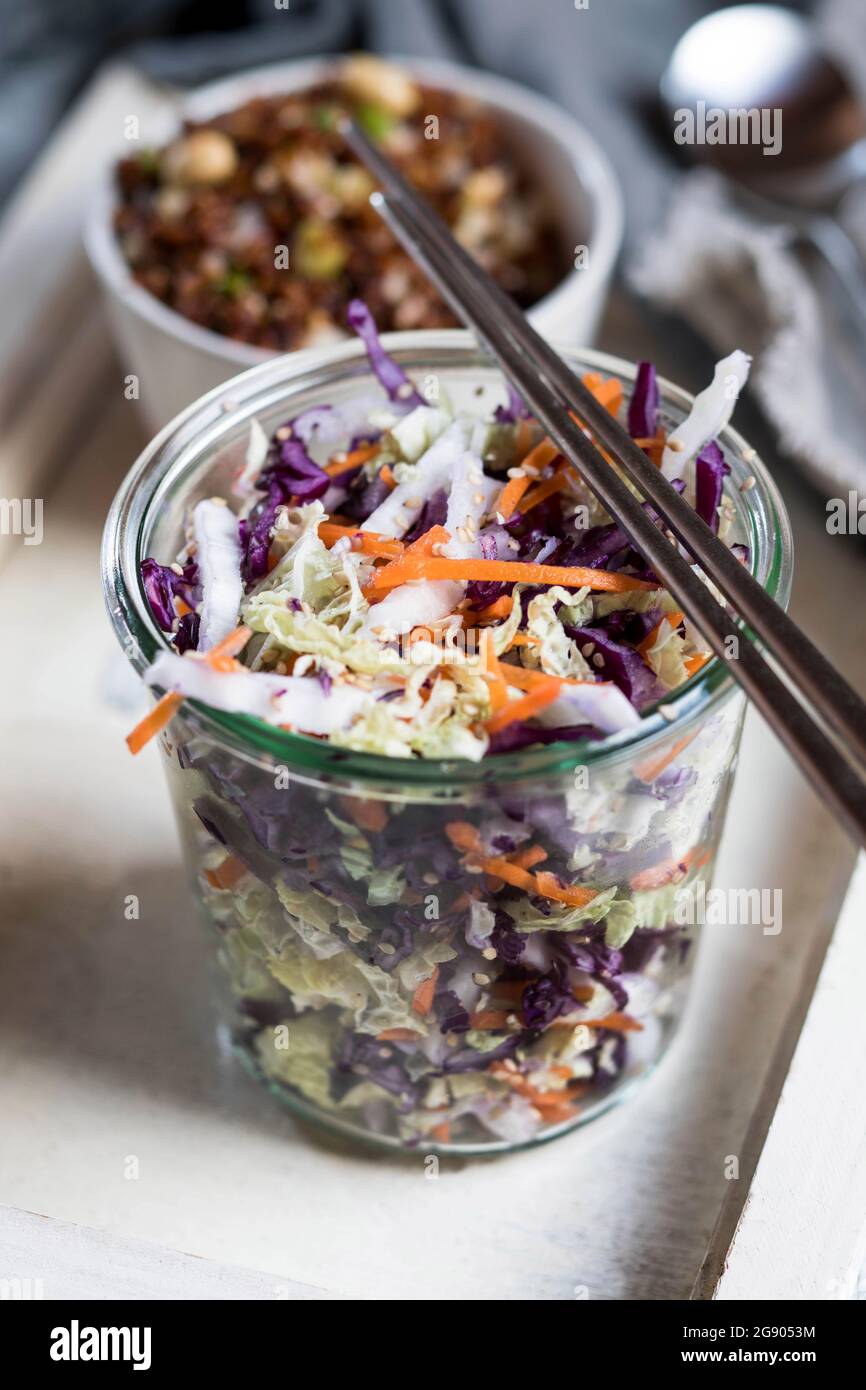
506, 467, 526, 480
422, 872, 438, 885
659, 703, 677, 722
275, 426, 290, 441
742, 446, 757, 463
466, 864, 484, 875
445, 1033, 459, 1047
378, 1047, 392, 1058
379, 942, 396, 956
472, 971, 491, 986
170, 562, 184, 576
592, 653, 605, 669
481, 946, 497, 960
397, 382, 414, 399
405, 496, 422, 508
668, 438, 685, 452
581, 643, 595, 658
473, 492, 484, 506
739, 475, 756, 492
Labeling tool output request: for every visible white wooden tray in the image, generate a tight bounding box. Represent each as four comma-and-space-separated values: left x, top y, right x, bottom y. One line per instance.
1, 64, 864, 1302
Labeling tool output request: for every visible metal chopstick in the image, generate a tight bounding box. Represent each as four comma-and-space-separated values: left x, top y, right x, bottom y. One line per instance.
367, 187, 866, 847
341, 117, 866, 771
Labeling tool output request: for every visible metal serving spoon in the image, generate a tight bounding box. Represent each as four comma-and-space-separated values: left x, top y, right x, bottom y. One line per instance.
661, 2, 866, 338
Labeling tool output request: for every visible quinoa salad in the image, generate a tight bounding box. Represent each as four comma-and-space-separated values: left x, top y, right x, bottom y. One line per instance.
113, 56, 565, 353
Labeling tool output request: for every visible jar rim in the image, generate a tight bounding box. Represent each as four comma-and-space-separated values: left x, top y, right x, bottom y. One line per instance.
102, 331, 793, 789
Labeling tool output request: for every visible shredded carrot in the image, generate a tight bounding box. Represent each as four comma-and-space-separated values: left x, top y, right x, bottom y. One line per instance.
469, 1010, 513, 1030
635, 731, 696, 784
533, 872, 597, 908
637, 610, 684, 660
318, 521, 404, 558
339, 796, 388, 833
480, 630, 510, 714
505, 631, 540, 649
445, 821, 482, 855
307, 854, 320, 875
126, 625, 252, 755
496, 662, 554, 692
378, 464, 397, 491
377, 1028, 423, 1042
519, 436, 560, 478
583, 371, 624, 415
510, 845, 548, 870
364, 555, 654, 601
476, 856, 539, 893
496, 472, 530, 520
474, 595, 512, 622
488, 1064, 577, 1120
204, 854, 248, 891
447, 821, 597, 909
126, 691, 185, 755
684, 652, 711, 677
633, 429, 667, 467
411, 967, 439, 1017
517, 467, 567, 515
495, 661, 594, 694
430, 1121, 451, 1143
491, 981, 528, 1006
485, 679, 562, 734
584, 1012, 643, 1033
174, 597, 191, 618
403, 524, 451, 558
630, 845, 710, 892
325, 442, 381, 477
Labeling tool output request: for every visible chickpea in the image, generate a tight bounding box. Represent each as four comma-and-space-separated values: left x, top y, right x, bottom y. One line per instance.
161, 130, 238, 187
341, 55, 420, 118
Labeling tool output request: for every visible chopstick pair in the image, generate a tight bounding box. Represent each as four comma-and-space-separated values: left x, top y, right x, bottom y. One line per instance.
340, 118, 866, 849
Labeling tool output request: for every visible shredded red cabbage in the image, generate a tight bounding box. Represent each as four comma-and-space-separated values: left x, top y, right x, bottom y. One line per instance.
347, 298, 424, 407
627, 361, 660, 439
695, 441, 730, 533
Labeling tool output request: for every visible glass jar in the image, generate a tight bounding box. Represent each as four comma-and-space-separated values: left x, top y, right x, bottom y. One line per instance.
102, 332, 793, 1155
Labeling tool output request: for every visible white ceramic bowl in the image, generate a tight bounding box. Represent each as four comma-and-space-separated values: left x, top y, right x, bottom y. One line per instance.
85, 55, 624, 431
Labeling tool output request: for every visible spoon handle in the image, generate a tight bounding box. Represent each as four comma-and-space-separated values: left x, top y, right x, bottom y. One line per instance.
800, 214, 866, 339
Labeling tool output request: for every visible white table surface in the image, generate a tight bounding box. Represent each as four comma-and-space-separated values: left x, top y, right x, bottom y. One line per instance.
1, 359, 862, 1298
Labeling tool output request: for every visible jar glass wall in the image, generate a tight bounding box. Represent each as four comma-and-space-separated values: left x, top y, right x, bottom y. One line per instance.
102, 333, 792, 1155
